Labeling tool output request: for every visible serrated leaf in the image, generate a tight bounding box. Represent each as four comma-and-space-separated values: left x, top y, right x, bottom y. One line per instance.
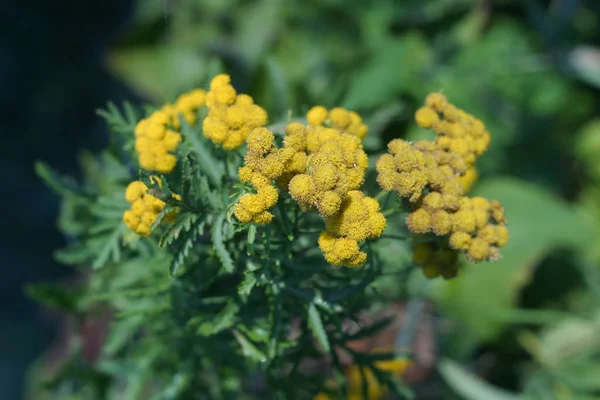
150, 204, 177, 231
92, 223, 126, 269
308, 303, 330, 352
96, 101, 138, 134
233, 330, 267, 363
246, 224, 257, 255
439, 359, 520, 400
25, 283, 80, 313
196, 301, 239, 336
35, 161, 84, 198
238, 271, 257, 302
54, 242, 92, 266
160, 212, 205, 276
182, 151, 222, 210
88, 220, 122, 235
102, 315, 144, 357
159, 212, 199, 248
212, 214, 235, 273
152, 370, 191, 400
169, 218, 205, 276
123, 101, 138, 126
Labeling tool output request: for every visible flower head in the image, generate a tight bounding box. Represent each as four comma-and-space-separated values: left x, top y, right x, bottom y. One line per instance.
123, 179, 179, 236
377, 92, 509, 276
203, 75, 268, 150
306, 106, 368, 140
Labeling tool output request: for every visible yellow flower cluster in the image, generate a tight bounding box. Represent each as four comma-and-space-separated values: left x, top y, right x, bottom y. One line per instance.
318, 191, 386, 267
306, 106, 368, 140
376, 93, 509, 271
279, 113, 381, 267
233, 108, 383, 267
376, 139, 432, 202
233, 128, 287, 225
275, 122, 310, 188
203, 74, 268, 150
446, 197, 509, 261
134, 89, 206, 173
415, 92, 491, 166
122, 178, 179, 236
287, 124, 369, 218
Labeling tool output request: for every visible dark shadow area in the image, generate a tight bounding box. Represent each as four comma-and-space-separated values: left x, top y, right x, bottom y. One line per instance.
0, 2, 135, 398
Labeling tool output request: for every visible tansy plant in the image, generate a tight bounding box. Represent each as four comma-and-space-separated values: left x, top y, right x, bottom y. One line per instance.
33, 74, 508, 399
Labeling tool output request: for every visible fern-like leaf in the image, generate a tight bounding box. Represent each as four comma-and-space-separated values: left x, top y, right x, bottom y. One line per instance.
92, 222, 126, 269
35, 161, 86, 198
166, 214, 205, 276
212, 214, 235, 273
96, 101, 138, 134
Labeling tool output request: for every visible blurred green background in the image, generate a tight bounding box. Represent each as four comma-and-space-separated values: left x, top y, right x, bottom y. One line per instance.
6, 0, 600, 398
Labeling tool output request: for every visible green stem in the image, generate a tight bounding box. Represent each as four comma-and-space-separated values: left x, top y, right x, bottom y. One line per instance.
382, 208, 402, 217
277, 202, 294, 242
380, 234, 408, 241
297, 230, 321, 235
374, 190, 389, 202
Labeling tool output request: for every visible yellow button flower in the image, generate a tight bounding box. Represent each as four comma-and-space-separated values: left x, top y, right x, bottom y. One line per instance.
203, 75, 268, 150
123, 179, 180, 236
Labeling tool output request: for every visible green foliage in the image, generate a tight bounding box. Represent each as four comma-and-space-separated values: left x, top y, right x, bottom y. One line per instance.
211, 214, 235, 273
433, 178, 593, 341
28, 1, 600, 399
439, 359, 520, 400
33, 98, 410, 399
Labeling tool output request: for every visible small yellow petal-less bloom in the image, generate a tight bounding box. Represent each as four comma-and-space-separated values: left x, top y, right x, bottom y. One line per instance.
478, 225, 498, 244
468, 237, 491, 261
203, 75, 268, 149
125, 181, 147, 203
431, 210, 452, 235
123, 179, 181, 236
449, 231, 472, 251
415, 106, 439, 129
495, 225, 510, 247
163, 131, 182, 152
422, 192, 444, 210
316, 191, 342, 218
123, 210, 140, 230
376, 92, 509, 274
307, 105, 329, 126
155, 154, 178, 174
247, 128, 275, 155
425, 92, 448, 111
289, 174, 316, 203
451, 210, 477, 233
406, 209, 431, 234
328, 107, 351, 128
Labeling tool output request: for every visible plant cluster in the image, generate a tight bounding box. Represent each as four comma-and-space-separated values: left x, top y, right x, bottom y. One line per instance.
34, 73, 509, 399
